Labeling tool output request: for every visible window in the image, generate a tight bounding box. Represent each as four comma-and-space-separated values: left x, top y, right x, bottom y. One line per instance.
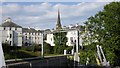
10, 34, 12, 38
10, 27, 11, 30
26, 36, 27, 40
74, 40, 76, 43
70, 37, 73, 43
15, 28, 17, 30
4, 27, 5, 30
10, 41, 11, 45
51, 38, 52, 41
22, 41, 23, 44
25, 42, 28, 46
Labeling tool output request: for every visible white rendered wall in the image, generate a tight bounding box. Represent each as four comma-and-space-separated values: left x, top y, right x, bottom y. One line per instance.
23, 32, 42, 46
45, 30, 83, 47
0, 27, 22, 46
45, 33, 55, 46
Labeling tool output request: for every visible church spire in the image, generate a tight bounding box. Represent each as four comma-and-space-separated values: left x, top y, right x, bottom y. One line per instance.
56, 9, 62, 30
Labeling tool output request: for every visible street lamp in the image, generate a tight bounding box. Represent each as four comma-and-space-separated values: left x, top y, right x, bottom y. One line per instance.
41, 31, 44, 59
74, 30, 80, 62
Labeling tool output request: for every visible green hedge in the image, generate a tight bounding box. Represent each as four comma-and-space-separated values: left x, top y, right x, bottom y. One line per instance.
2, 43, 40, 60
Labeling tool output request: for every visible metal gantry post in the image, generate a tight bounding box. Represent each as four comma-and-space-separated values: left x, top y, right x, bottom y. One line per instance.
97, 45, 102, 63
41, 32, 44, 59
99, 46, 107, 63
96, 45, 110, 66
0, 42, 6, 68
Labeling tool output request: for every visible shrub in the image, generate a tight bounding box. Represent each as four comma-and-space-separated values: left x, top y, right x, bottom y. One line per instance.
65, 46, 73, 51
54, 45, 66, 54
44, 42, 53, 54
21, 46, 33, 51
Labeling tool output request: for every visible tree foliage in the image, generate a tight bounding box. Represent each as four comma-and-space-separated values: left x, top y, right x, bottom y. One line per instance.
80, 2, 120, 65
44, 42, 53, 54
53, 32, 67, 54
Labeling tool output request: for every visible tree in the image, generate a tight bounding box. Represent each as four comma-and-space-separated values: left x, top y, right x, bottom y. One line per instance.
53, 32, 67, 54
81, 2, 120, 65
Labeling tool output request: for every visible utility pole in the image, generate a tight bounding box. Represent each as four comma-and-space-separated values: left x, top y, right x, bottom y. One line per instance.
76, 30, 79, 58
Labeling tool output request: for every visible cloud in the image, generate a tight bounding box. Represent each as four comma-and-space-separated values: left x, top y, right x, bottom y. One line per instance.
2, 2, 108, 29
2, 4, 21, 14
0, 3, 2, 23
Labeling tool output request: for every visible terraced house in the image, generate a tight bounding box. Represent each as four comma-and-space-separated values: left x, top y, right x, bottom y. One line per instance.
0, 18, 42, 46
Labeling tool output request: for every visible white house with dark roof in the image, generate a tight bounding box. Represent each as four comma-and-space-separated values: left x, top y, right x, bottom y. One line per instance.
0, 18, 42, 46
22, 28, 42, 46
0, 18, 22, 46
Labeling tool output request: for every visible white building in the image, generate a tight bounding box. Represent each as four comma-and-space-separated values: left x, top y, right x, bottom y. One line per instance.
66, 29, 83, 46
22, 28, 42, 46
0, 18, 42, 46
0, 18, 22, 46
45, 24, 84, 47
45, 33, 55, 46
45, 11, 84, 47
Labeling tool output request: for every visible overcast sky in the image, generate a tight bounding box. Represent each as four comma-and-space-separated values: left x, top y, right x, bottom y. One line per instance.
0, 1, 119, 30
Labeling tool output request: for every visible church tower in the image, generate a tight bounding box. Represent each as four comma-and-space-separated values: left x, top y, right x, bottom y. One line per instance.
56, 10, 62, 30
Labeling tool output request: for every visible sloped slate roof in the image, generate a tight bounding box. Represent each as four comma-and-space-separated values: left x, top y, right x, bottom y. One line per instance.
1, 21, 22, 28
22, 28, 42, 33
